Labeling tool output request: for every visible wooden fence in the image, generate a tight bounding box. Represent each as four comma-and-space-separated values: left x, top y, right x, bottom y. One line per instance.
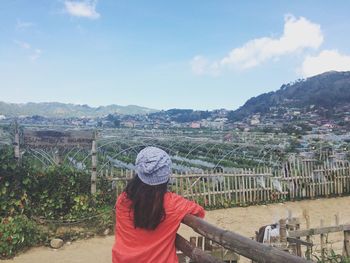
103, 158, 350, 208
176, 213, 350, 262
251, 210, 350, 262
175, 214, 310, 263
287, 212, 350, 261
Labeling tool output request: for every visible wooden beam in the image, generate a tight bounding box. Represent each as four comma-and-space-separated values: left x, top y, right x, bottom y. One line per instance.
289, 225, 350, 238
175, 234, 223, 263
182, 215, 310, 263
287, 237, 313, 247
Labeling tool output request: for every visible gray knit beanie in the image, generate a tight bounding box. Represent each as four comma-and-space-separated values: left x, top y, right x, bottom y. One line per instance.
135, 146, 172, 186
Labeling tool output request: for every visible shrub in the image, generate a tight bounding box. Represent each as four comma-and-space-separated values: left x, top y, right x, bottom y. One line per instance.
0, 147, 33, 218
0, 146, 117, 257
29, 166, 94, 219
0, 215, 45, 259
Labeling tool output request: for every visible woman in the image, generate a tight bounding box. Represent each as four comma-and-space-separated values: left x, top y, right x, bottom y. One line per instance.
112, 146, 205, 263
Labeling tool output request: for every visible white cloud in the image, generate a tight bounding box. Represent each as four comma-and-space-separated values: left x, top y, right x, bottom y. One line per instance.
190, 56, 221, 76
30, 49, 42, 61
191, 56, 208, 75
16, 19, 34, 29
14, 40, 42, 61
191, 15, 323, 75
64, 0, 100, 19
300, 50, 350, 77
14, 40, 31, 49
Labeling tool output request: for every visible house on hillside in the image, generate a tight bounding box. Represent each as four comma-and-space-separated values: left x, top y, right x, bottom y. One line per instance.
190, 122, 201, 129
250, 114, 260, 125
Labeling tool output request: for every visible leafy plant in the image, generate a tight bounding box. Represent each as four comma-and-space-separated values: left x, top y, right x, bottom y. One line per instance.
0, 146, 33, 217
313, 249, 350, 263
0, 145, 117, 257
0, 215, 46, 259
29, 165, 91, 219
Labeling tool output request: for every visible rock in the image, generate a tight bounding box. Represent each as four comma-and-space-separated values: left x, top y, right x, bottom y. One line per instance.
50, 238, 64, 249
66, 241, 72, 246
103, 229, 110, 236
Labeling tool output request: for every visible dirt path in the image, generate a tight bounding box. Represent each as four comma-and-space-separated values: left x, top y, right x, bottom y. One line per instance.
4, 196, 350, 263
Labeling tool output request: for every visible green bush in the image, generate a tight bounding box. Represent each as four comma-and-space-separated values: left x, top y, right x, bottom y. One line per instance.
0, 147, 32, 217
0, 215, 45, 259
0, 146, 109, 220
28, 166, 115, 220
29, 166, 92, 219
0, 145, 117, 257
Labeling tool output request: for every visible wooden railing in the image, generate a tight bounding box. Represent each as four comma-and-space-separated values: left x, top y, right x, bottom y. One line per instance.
175, 215, 310, 263
288, 223, 350, 261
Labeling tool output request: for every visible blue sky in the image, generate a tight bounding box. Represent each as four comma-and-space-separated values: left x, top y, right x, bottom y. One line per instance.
1, 1, 350, 110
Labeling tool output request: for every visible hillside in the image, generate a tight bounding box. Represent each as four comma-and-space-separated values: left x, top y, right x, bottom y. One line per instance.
229, 71, 350, 121
0, 102, 157, 118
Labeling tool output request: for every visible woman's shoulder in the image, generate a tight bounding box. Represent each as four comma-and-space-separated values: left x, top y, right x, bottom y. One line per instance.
164, 192, 205, 219
116, 192, 130, 206
164, 191, 181, 200
117, 191, 127, 200
164, 192, 187, 207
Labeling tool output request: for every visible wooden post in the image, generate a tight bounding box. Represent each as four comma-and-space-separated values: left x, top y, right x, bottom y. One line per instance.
206, 171, 212, 207
295, 220, 302, 257
289, 222, 297, 256
175, 173, 179, 195
212, 171, 216, 206
320, 219, 325, 262
197, 236, 203, 249
202, 172, 208, 206
303, 209, 312, 260
241, 174, 246, 205
91, 132, 97, 194
190, 236, 197, 246
280, 219, 287, 245
187, 174, 194, 201
234, 173, 238, 205
180, 173, 184, 196
248, 169, 252, 204
344, 230, 350, 258
175, 234, 223, 263
204, 237, 212, 251
14, 123, 20, 162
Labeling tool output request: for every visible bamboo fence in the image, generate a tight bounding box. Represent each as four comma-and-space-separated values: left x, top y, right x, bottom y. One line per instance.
102, 159, 350, 208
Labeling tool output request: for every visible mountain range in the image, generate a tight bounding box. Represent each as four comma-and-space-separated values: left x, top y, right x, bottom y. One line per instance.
0, 102, 157, 118
228, 71, 350, 121
1, 71, 349, 120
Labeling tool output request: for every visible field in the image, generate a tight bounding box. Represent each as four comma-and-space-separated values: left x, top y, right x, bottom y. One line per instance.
1, 125, 349, 173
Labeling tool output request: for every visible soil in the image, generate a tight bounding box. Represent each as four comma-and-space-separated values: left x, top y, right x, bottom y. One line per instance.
4, 196, 350, 263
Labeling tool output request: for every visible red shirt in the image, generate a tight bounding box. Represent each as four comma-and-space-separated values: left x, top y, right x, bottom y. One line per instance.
112, 191, 205, 263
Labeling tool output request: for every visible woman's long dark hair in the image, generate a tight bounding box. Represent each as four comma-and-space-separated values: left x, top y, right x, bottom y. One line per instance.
124, 175, 168, 230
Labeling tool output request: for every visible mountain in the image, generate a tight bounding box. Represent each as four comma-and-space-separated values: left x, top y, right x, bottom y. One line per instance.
0, 102, 157, 118
229, 71, 350, 121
